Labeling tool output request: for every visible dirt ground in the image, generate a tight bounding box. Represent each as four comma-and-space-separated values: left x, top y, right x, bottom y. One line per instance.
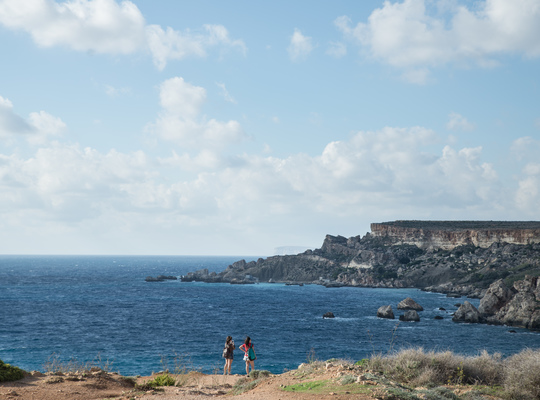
0, 362, 376, 400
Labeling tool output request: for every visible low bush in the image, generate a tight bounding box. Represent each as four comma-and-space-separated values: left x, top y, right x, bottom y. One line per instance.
0, 359, 25, 382
503, 348, 540, 400
249, 369, 271, 379
367, 348, 503, 387
232, 370, 272, 394
145, 373, 176, 387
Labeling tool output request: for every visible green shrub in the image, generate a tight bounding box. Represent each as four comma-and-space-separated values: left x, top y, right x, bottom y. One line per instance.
0, 359, 25, 382
355, 358, 369, 367
145, 373, 176, 387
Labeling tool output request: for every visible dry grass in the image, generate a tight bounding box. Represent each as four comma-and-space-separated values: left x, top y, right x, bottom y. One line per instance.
367, 347, 503, 387
503, 348, 540, 400
42, 353, 113, 374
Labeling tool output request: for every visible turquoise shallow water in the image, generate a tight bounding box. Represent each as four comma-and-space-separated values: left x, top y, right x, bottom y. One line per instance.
0, 255, 538, 375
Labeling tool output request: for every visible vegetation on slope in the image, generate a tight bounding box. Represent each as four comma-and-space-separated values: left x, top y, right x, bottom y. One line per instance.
0, 359, 25, 382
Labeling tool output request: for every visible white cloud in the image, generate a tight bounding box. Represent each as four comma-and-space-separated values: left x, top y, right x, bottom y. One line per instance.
515, 162, 540, 212
146, 23, 246, 70
0, 95, 65, 144
0, 124, 538, 254
0, 0, 146, 54
326, 41, 347, 58
0, 0, 246, 70
105, 84, 131, 97
0, 96, 32, 138
149, 77, 246, 151
446, 112, 475, 131
511, 136, 540, 162
216, 82, 237, 104
27, 111, 66, 145
288, 28, 314, 61
336, 0, 540, 82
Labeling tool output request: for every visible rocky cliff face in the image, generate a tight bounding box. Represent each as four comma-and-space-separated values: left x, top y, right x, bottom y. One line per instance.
371, 221, 540, 250
182, 225, 540, 298
454, 277, 540, 331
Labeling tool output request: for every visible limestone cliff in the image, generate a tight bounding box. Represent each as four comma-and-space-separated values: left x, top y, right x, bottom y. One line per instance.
371, 221, 540, 250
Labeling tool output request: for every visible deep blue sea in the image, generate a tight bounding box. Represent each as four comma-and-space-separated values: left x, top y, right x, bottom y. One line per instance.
1, 255, 539, 376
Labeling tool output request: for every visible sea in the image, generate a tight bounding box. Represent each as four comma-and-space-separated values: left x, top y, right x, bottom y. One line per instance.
1, 255, 539, 376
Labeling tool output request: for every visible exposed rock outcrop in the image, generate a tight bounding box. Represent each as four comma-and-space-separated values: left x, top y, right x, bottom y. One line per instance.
478, 279, 515, 315
478, 276, 540, 330
377, 305, 394, 319
181, 221, 540, 302
323, 312, 335, 319
397, 297, 423, 311
399, 310, 420, 322
453, 301, 481, 323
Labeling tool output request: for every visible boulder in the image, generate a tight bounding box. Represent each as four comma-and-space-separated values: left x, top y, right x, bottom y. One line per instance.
399, 310, 420, 322
323, 312, 335, 319
478, 279, 515, 316
377, 305, 395, 319
434, 315, 444, 320
397, 297, 423, 311
452, 301, 481, 323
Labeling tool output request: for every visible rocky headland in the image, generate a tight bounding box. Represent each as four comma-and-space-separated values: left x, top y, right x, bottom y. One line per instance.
182, 221, 540, 301
453, 276, 540, 330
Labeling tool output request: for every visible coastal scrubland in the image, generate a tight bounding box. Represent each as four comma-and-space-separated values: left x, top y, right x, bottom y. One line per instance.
2, 347, 540, 399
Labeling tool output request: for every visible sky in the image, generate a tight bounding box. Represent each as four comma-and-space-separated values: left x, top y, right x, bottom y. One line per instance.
0, 0, 539, 256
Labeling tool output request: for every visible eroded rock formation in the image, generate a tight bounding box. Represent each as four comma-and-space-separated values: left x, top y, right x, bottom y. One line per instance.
181, 221, 540, 300
478, 277, 540, 330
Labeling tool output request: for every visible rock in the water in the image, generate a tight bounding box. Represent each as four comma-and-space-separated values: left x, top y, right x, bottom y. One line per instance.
399, 310, 420, 322
377, 305, 395, 319
452, 301, 481, 323
397, 297, 423, 311
323, 312, 335, 319
434, 315, 444, 320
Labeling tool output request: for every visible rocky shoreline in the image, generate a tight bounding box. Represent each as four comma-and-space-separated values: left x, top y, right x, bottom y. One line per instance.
453, 276, 540, 330
181, 234, 540, 297
178, 221, 540, 330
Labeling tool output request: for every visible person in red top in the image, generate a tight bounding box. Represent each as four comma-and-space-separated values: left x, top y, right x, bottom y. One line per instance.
239, 336, 256, 375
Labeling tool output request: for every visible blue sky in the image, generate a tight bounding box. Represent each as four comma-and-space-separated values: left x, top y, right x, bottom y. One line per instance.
0, 0, 539, 256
